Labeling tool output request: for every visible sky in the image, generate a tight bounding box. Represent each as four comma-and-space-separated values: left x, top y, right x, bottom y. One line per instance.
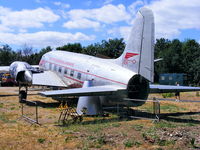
0, 0, 200, 50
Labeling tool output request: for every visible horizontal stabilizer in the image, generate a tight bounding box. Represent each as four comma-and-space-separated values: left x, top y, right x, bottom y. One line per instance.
33, 71, 67, 87
150, 84, 200, 93
40, 85, 125, 97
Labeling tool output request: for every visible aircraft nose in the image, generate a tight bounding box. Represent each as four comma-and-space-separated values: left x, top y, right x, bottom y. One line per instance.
24, 70, 32, 84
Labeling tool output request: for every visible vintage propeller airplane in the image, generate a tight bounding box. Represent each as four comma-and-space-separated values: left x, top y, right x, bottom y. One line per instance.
1, 7, 200, 115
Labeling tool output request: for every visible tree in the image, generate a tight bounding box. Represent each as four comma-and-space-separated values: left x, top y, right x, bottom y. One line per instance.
56, 43, 82, 53
0, 45, 16, 66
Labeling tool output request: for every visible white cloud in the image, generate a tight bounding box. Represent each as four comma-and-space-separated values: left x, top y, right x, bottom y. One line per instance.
107, 26, 131, 41
0, 31, 95, 48
0, 7, 60, 30
53, 1, 70, 9
128, 0, 144, 15
104, 0, 114, 5
116, 0, 200, 40
147, 0, 200, 39
67, 4, 131, 24
63, 19, 100, 29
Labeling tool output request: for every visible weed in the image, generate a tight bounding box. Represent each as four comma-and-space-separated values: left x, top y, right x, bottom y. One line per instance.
196, 92, 200, 97
10, 107, 15, 110
157, 139, 175, 146
190, 138, 196, 148
112, 123, 121, 127
87, 135, 95, 140
160, 104, 186, 113
0, 103, 3, 108
134, 141, 142, 147
0, 113, 9, 123
142, 127, 158, 143
37, 138, 45, 143
133, 124, 143, 131
162, 93, 174, 98
155, 121, 177, 128
97, 135, 106, 145
64, 137, 71, 143
124, 139, 133, 148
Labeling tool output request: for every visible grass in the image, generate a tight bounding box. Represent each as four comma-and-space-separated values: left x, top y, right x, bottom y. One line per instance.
160, 104, 187, 113
155, 120, 177, 128
0, 103, 3, 108
162, 93, 175, 98
123, 139, 142, 148
132, 124, 144, 131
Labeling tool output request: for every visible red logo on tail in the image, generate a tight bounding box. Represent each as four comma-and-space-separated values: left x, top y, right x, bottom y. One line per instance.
124, 52, 139, 59
123, 52, 139, 65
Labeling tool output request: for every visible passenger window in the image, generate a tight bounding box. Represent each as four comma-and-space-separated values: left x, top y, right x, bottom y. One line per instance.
58, 67, 62, 73
77, 73, 81, 80
49, 63, 52, 70
64, 69, 67, 74
70, 70, 74, 77
54, 65, 57, 71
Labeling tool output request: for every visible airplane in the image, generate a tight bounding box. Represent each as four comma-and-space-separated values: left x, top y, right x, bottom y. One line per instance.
0, 7, 200, 115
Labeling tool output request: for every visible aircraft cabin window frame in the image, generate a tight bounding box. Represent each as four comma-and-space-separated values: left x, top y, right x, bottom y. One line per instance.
64, 68, 67, 74
54, 65, 57, 72
77, 72, 81, 80
70, 70, 74, 77
58, 67, 62, 73
49, 63, 52, 70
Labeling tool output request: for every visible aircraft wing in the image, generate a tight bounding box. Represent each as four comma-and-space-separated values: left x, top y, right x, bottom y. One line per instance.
33, 71, 67, 87
150, 84, 200, 93
40, 85, 125, 97
0, 66, 9, 72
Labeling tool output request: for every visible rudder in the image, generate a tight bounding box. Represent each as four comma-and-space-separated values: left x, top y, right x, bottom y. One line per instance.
116, 7, 154, 82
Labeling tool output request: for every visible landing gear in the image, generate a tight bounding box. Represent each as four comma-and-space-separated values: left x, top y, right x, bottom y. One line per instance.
19, 86, 28, 103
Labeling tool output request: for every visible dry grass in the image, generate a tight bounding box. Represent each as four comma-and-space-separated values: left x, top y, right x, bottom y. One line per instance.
0, 87, 200, 150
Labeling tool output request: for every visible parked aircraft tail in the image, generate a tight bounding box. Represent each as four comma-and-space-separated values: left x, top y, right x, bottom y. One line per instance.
116, 7, 154, 82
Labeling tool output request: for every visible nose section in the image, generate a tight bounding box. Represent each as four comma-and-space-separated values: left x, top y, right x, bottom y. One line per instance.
24, 70, 32, 84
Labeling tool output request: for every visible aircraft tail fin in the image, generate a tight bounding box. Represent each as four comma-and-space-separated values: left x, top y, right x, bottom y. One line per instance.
116, 7, 155, 82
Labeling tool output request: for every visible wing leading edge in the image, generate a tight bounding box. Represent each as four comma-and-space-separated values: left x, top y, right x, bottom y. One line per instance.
40, 85, 126, 97
33, 71, 67, 87
150, 84, 200, 93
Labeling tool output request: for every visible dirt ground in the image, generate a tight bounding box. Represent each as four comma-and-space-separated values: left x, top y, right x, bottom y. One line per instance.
0, 87, 200, 150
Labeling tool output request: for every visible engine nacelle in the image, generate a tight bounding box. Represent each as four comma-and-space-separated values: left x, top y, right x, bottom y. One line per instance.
127, 74, 150, 106
9, 61, 33, 86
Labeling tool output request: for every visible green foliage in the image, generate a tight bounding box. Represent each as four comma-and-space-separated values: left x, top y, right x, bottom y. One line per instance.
196, 92, 200, 97
162, 93, 174, 98
155, 38, 200, 85
123, 139, 134, 147
0, 103, 3, 108
37, 138, 45, 143
155, 120, 177, 128
0, 37, 200, 86
132, 124, 143, 131
56, 43, 82, 53
123, 139, 142, 148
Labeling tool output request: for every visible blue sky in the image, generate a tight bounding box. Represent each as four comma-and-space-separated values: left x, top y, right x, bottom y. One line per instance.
0, 0, 200, 50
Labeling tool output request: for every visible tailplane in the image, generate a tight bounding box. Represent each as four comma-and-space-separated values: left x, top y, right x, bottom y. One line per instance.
116, 7, 154, 82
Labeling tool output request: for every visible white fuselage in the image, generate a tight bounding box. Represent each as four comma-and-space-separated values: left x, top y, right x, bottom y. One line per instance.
39, 51, 136, 89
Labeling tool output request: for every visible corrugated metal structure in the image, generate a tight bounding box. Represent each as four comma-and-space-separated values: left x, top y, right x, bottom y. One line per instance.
159, 73, 187, 86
